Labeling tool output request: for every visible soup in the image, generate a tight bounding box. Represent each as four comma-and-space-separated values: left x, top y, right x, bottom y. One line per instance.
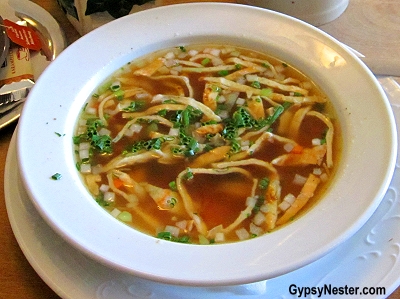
73, 44, 339, 244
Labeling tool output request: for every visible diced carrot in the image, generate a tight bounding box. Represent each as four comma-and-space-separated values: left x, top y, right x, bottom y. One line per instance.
113, 178, 124, 189
291, 144, 303, 154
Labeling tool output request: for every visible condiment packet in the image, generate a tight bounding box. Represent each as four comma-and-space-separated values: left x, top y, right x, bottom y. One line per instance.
0, 45, 34, 86
3, 19, 41, 51
0, 19, 35, 87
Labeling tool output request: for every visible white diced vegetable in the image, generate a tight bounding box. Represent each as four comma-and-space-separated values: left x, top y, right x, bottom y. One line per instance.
165, 225, 180, 237
110, 208, 121, 218
249, 223, 263, 236
80, 163, 91, 174
312, 138, 322, 146
235, 228, 250, 240
279, 201, 291, 211
103, 191, 115, 203
253, 212, 266, 226
284, 143, 294, 152
99, 184, 110, 193
214, 232, 225, 243
293, 174, 307, 185
283, 193, 296, 204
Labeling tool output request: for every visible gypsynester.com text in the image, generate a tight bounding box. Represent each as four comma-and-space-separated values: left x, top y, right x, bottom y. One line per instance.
289, 284, 386, 298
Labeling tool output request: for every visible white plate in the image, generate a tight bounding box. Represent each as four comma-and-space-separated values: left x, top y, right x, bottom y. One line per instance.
6, 77, 400, 299
16, 3, 397, 285
0, 0, 66, 129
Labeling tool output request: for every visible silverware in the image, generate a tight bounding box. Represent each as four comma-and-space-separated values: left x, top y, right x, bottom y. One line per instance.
9, 0, 67, 61
0, 0, 67, 130
15, 12, 56, 61
0, 87, 30, 114
0, 16, 10, 66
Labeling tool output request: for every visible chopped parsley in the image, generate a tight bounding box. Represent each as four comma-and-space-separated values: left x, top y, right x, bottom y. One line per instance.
73, 118, 113, 154
169, 181, 177, 191
157, 231, 191, 243
122, 100, 146, 112
125, 137, 165, 154
95, 193, 112, 207
183, 168, 194, 181
51, 173, 62, 180
258, 177, 270, 190
217, 70, 229, 76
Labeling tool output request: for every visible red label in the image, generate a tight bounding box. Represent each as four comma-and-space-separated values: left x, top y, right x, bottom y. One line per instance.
3, 19, 42, 51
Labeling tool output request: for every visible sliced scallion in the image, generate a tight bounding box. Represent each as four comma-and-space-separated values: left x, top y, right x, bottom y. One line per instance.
51, 173, 62, 180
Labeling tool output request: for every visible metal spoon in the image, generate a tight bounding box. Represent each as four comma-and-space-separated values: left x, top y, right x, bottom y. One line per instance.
8, 0, 67, 61
15, 12, 56, 61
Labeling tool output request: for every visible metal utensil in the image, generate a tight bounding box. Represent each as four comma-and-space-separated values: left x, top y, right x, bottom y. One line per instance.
0, 16, 10, 66
15, 12, 55, 61
0, 86, 31, 114
9, 0, 67, 61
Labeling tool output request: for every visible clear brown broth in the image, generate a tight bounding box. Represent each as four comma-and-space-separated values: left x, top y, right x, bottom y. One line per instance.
74, 44, 340, 244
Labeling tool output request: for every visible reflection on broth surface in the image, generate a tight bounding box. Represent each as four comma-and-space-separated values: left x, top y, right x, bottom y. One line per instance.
73, 44, 340, 244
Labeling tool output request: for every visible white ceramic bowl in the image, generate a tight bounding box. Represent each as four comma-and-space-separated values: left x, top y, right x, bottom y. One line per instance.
17, 3, 397, 286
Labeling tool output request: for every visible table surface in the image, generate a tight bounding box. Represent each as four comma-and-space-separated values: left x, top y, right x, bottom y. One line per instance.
0, 0, 399, 298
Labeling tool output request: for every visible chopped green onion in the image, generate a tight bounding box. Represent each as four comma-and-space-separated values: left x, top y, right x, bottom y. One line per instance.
157, 231, 191, 243
259, 177, 270, 190
51, 173, 62, 180
252, 196, 265, 214
230, 139, 241, 153
251, 81, 261, 89
320, 129, 328, 144
113, 89, 124, 101
218, 70, 229, 76
201, 58, 211, 66
263, 105, 285, 126
157, 109, 167, 116
169, 181, 177, 191
96, 193, 111, 207
260, 88, 273, 97
198, 234, 210, 245
184, 168, 194, 180
211, 85, 221, 92
122, 100, 145, 112
117, 211, 132, 222
182, 108, 190, 127
146, 122, 159, 134
167, 197, 177, 208
110, 81, 121, 91
262, 62, 271, 69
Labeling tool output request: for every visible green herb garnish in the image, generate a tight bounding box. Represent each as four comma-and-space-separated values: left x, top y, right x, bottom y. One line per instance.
51, 173, 62, 180
157, 231, 191, 243
122, 100, 146, 112
73, 118, 113, 154
258, 177, 270, 190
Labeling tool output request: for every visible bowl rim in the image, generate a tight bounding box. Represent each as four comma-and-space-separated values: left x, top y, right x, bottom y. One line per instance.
16, 2, 397, 286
